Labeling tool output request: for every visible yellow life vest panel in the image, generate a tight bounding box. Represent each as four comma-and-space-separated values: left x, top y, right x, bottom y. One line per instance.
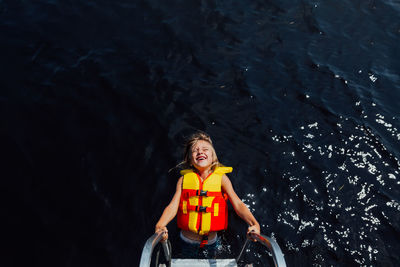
177, 166, 232, 235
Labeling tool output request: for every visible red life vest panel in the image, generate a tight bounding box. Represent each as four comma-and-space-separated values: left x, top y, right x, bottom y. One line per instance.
177, 167, 232, 235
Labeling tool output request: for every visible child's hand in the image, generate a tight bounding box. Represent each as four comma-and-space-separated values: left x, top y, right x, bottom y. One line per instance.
155, 225, 168, 241
247, 224, 260, 241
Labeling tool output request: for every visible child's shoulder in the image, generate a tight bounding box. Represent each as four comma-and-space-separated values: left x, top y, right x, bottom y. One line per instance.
179, 169, 193, 175
214, 166, 233, 174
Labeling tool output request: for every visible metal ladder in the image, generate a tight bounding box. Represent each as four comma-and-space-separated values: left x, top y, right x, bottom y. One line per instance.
139, 231, 286, 267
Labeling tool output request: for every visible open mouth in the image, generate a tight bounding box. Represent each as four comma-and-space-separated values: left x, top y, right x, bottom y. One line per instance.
196, 155, 207, 161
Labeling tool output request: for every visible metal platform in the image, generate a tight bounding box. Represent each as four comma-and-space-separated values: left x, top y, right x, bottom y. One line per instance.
169, 258, 237, 267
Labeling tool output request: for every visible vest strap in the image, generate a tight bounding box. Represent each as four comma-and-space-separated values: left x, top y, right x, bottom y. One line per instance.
187, 204, 214, 213
199, 234, 209, 248
183, 189, 223, 198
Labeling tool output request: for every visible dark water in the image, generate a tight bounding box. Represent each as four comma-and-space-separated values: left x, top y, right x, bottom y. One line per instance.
2, 0, 400, 266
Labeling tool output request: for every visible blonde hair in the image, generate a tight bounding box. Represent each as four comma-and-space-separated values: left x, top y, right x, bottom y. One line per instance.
179, 131, 222, 171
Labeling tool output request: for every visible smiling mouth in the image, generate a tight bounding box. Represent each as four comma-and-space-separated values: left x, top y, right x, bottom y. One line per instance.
196, 156, 207, 161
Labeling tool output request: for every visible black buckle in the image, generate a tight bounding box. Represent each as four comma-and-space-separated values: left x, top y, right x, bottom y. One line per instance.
196, 206, 207, 212
197, 190, 208, 196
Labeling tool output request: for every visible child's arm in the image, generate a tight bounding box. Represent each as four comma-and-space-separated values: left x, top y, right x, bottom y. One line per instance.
221, 174, 261, 236
155, 177, 183, 241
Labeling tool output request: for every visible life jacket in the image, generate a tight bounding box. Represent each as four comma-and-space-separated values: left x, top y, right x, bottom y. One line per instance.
177, 166, 232, 237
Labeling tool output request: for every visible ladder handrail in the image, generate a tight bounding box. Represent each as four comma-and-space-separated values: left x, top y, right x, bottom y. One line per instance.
139, 231, 171, 267
249, 233, 287, 267
139, 231, 286, 267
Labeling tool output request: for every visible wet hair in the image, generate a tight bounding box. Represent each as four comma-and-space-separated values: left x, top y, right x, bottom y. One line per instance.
179, 131, 222, 171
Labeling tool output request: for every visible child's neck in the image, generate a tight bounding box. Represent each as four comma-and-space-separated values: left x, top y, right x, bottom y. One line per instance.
196, 167, 213, 180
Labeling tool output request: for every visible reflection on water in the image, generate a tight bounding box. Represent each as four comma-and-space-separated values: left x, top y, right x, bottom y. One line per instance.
240, 98, 400, 265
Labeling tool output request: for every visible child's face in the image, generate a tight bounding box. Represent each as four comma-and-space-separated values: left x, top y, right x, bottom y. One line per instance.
190, 140, 214, 170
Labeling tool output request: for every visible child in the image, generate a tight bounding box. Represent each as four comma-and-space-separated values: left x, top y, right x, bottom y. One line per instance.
155, 132, 260, 258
